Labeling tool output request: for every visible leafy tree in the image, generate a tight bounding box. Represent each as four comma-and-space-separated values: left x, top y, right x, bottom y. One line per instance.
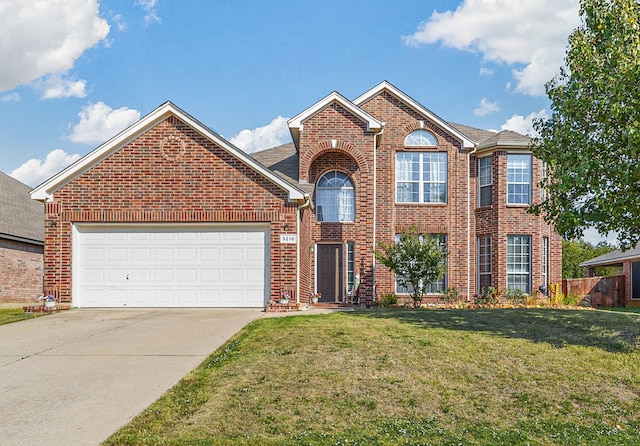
562, 238, 617, 279
375, 227, 447, 306
531, 0, 640, 250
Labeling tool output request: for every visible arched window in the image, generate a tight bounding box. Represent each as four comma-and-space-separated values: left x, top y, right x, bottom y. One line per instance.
404, 129, 438, 147
316, 171, 355, 222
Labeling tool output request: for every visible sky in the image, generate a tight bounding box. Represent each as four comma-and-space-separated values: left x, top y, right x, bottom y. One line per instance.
0, 0, 611, 243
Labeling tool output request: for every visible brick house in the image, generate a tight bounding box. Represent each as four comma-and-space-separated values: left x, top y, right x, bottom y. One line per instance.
31, 81, 561, 308
1, 172, 44, 302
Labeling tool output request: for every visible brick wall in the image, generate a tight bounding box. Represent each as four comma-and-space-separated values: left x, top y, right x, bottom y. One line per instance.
0, 239, 43, 302
44, 116, 298, 304
299, 103, 376, 301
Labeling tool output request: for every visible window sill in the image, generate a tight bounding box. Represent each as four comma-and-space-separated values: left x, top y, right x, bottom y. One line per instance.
317, 221, 356, 225
506, 204, 531, 208
396, 203, 448, 207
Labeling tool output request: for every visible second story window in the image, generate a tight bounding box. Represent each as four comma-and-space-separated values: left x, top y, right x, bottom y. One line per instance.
396, 152, 447, 203
478, 155, 493, 207
507, 154, 532, 205
316, 171, 355, 222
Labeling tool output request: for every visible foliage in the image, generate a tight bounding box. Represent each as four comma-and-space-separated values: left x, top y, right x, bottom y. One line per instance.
440, 286, 459, 304
531, 0, 640, 249
562, 238, 617, 278
505, 288, 527, 304
474, 287, 503, 306
0, 308, 44, 326
374, 226, 446, 306
375, 293, 398, 307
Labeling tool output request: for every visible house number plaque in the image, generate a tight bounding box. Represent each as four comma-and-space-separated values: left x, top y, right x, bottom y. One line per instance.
280, 234, 297, 244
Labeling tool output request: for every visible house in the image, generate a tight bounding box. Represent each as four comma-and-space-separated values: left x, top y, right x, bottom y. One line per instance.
580, 246, 640, 306
0, 172, 44, 302
30, 81, 561, 308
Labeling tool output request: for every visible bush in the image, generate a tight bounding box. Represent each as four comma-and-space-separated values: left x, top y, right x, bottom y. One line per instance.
375, 293, 398, 307
505, 288, 527, 304
475, 287, 503, 306
440, 287, 459, 304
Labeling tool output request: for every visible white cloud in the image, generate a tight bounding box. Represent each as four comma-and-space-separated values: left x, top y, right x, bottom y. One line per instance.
135, 0, 162, 26
479, 67, 494, 76
33, 74, 87, 99
403, 0, 579, 96
0, 92, 20, 102
230, 116, 290, 154
582, 227, 618, 247
0, 0, 109, 92
473, 97, 499, 116
500, 109, 549, 136
112, 14, 127, 32
10, 149, 81, 187
69, 102, 141, 144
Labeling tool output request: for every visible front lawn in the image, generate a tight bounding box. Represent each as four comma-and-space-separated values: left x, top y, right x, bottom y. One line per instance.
0, 308, 45, 326
104, 309, 640, 445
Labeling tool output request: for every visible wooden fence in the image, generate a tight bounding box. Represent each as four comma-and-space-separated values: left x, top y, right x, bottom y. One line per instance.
562, 275, 625, 307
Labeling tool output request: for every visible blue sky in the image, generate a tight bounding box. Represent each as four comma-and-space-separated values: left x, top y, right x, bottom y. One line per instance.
2, 0, 611, 243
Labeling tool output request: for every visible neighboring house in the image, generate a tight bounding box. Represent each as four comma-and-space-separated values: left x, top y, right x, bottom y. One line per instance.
0, 172, 44, 301
31, 81, 561, 308
581, 246, 640, 305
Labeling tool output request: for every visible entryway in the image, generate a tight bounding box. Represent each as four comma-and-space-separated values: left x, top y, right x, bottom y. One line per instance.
317, 244, 343, 303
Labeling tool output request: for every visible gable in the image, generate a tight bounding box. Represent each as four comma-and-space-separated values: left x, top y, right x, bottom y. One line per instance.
354, 81, 475, 149
31, 102, 305, 202
288, 92, 383, 150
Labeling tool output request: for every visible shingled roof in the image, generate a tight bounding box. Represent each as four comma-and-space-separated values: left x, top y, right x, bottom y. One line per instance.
0, 172, 44, 244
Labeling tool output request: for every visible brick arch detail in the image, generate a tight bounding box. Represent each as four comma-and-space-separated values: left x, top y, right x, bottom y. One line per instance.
300, 140, 369, 181
401, 121, 461, 149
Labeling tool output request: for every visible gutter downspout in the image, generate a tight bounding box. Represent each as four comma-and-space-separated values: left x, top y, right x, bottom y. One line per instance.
372, 124, 384, 302
467, 144, 478, 301
296, 194, 312, 304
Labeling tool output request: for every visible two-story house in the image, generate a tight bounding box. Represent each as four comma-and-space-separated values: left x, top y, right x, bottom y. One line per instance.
31, 81, 561, 308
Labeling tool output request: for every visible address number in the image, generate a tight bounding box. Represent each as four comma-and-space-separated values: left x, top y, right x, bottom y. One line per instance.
280, 234, 297, 244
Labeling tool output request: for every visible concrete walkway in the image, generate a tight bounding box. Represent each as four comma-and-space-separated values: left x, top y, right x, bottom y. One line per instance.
0, 308, 262, 445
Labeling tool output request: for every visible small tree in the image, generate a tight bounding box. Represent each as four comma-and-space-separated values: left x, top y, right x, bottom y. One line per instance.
375, 227, 447, 307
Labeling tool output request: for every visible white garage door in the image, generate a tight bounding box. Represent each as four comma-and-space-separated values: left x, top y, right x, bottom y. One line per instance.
72, 224, 269, 308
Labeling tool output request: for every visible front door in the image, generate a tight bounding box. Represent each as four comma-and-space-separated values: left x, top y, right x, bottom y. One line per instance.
317, 244, 343, 303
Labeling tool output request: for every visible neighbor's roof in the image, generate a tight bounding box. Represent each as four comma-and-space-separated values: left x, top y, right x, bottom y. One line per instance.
31, 101, 306, 202
580, 245, 640, 267
0, 172, 43, 244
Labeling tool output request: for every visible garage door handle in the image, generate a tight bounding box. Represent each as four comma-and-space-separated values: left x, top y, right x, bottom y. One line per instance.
126, 274, 129, 280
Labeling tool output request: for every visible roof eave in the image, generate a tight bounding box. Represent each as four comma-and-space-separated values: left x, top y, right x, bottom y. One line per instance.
353, 80, 475, 149
31, 102, 306, 202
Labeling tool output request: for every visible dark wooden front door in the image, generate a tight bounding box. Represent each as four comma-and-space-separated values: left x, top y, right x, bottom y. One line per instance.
317, 244, 343, 303
632, 261, 640, 299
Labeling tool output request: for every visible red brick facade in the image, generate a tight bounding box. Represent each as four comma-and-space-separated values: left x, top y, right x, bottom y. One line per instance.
0, 239, 43, 302
35, 83, 561, 307
41, 115, 299, 304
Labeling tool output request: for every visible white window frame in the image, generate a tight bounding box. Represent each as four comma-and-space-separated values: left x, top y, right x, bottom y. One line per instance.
404, 129, 438, 146
507, 154, 532, 205
507, 235, 531, 294
478, 156, 493, 207
346, 241, 355, 294
316, 171, 355, 222
478, 236, 492, 291
396, 152, 447, 204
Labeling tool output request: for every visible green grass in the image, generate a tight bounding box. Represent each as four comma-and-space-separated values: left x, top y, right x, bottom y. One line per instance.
104, 309, 640, 445
0, 308, 45, 326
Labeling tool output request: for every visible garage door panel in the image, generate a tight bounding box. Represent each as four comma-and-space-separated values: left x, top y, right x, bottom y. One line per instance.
74, 224, 269, 308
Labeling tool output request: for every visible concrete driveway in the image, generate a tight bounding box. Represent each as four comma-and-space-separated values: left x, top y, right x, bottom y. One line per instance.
0, 308, 262, 446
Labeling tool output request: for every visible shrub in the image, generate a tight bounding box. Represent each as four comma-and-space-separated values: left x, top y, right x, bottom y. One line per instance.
440, 287, 459, 304
475, 287, 503, 306
505, 288, 527, 304
375, 293, 398, 307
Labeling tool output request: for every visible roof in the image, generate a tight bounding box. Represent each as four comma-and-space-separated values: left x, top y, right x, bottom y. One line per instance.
0, 172, 43, 244
288, 91, 384, 151
31, 101, 306, 203
477, 129, 531, 150
580, 245, 640, 267
249, 142, 313, 195
354, 81, 476, 149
